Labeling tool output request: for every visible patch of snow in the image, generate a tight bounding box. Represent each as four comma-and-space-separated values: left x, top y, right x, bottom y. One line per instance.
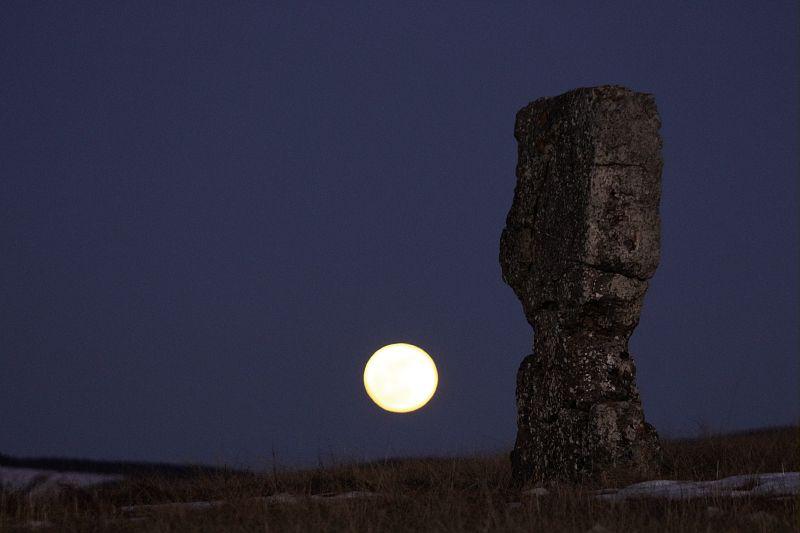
120, 491, 383, 514
522, 487, 550, 496
119, 500, 225, 513
264, 492, 298, 504
595, 472, 800, 501
746, 511, 778, 525
0, 466, 123, 495
312, 490, 380, 500
24, 520, 53, 529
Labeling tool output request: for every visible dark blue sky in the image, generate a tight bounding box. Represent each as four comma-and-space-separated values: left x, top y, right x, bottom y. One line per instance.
2, 2, 797, 468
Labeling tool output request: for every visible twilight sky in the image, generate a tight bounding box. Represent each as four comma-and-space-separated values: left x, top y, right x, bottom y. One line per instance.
2, 2, 797, 468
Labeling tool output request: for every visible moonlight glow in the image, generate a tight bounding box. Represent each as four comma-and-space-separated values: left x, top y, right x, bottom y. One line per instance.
363, 343, 438, 413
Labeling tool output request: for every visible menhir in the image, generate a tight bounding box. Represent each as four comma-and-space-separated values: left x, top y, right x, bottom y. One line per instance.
500, 86, 664, 484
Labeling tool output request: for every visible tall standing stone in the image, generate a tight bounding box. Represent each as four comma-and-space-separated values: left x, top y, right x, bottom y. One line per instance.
500, 86, 663, 484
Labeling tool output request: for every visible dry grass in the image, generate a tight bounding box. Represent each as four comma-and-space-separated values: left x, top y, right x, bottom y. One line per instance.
1, 426, 797, 532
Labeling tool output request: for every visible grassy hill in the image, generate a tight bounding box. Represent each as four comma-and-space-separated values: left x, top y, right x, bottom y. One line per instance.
1, 426, 797, 531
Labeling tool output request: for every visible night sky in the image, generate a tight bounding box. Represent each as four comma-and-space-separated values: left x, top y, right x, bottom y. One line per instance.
2, 2, 797, 468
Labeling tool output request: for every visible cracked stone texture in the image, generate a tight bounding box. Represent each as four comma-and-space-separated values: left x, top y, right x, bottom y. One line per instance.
500, 85, 663, 484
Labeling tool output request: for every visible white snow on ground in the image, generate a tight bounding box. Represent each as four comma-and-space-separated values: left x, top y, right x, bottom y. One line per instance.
595, 472, 800, 501
121, 474, 800, 514
0, 466, 123, 495
119, 491, 382, 513
5, 464, 796, 506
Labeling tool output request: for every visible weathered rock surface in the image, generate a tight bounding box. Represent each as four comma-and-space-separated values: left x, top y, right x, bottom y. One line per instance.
500, 85, 663, 484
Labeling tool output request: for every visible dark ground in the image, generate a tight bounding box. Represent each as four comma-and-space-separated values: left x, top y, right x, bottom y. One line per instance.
1, 426, 797, 531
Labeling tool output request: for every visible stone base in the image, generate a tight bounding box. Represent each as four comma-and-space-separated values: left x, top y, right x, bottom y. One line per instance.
511, 355, 662, 484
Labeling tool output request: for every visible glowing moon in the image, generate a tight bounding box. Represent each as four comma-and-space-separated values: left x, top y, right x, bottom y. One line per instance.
363, 343, 438, 413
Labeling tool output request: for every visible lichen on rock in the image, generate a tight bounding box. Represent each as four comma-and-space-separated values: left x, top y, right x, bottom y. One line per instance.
500, 85, 663, 484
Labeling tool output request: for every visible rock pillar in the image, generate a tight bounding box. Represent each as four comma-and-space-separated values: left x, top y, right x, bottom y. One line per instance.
500, 86, 663, 484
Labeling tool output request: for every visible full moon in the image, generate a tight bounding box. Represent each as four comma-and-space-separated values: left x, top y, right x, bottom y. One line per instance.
363, 343, 438, 413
